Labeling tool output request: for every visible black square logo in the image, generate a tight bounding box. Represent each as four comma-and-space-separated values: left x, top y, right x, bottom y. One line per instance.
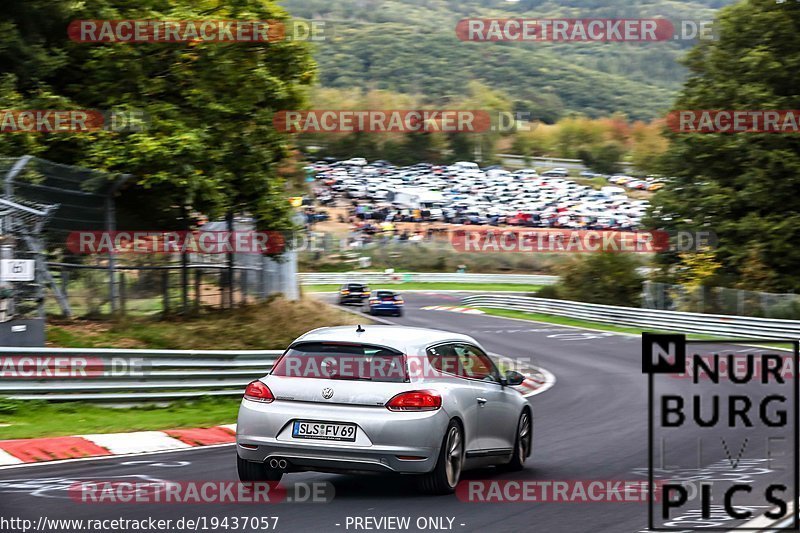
642, 333, 686, 374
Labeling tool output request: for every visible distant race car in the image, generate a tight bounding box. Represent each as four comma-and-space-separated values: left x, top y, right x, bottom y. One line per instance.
364, 289, 404, 316
236, 325, 532, 494
338, 283, 369, 305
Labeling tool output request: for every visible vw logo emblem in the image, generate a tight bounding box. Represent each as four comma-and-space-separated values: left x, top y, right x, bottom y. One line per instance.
322, 387, 334, 399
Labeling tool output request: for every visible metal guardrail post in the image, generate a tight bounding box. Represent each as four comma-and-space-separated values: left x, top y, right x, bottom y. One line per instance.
194, 268, 201, 313
162, 270, 169, 314
119, 272, 127, 316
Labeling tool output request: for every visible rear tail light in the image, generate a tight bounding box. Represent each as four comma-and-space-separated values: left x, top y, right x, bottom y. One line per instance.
369, 298, 379, 304
386, 390, 442, 411
395, 298, 404, 304
244, 381, 274, 403
341, 290, 350, 295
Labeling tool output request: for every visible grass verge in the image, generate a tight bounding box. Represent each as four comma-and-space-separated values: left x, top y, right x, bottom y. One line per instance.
305, 283, 543, 293
47, 296, 363, 350
0, 297, 363, 440
0, 397, 242, 440
476, 307, 793, 347
475, 307, 713, 339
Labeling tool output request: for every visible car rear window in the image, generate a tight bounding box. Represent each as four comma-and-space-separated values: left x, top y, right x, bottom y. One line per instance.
347, 284, 366, 290
272, 342, 407, 382
375, 291, 396, 299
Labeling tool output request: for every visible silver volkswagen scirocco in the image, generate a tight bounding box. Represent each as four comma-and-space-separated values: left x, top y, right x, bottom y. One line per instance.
236, 325, 532, 494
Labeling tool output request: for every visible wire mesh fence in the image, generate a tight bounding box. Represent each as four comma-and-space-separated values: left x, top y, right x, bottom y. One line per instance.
0, 155, 299, 321
642, 281, 800, 319
46, 259, 297, 318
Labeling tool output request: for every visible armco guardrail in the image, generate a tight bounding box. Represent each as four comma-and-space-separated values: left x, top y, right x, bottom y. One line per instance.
0, 347, 543, 402
497, 154, 637, 172
0, 347, 280, 402
462, 294, 800, 339
299, 272, 558, 286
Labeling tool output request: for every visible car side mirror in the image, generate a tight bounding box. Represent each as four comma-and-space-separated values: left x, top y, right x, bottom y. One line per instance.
504, 370, 525, 387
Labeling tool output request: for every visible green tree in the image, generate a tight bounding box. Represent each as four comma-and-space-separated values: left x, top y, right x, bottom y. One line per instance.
578, 142, 624, 175
0, 0, 316, 232
649, 0, 800, 291
557, 253, 644, 307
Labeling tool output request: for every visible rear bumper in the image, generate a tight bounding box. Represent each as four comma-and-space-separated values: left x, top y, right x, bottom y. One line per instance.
369, 304, 402, 314
237, 399, 447, 474
338, 295, 367, 303
237, 442, 437, 474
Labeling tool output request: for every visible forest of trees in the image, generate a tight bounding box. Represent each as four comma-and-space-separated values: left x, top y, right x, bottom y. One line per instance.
3, 0, 800, 292
647, 0, 800, 292
301, 85, 668, 170
0, 0, 315, 231
282, 0, 737, 121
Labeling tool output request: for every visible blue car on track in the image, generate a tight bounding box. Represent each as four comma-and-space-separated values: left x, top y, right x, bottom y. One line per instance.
364, 290, 404, 317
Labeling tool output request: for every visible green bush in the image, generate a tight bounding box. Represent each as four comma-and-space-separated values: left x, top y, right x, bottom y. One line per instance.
765, 300, 800, 320
557, 253, 644, 307
534, 285, 560, 299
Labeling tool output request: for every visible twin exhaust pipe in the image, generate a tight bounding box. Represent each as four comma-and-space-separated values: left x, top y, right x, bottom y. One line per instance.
269, 458, 288, 470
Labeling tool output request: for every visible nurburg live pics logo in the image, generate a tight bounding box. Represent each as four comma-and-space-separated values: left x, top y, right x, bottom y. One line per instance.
642, 333, 799, 531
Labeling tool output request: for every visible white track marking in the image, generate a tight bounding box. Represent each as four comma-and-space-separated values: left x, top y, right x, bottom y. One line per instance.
0, 449, 22, 465
81, 431, 190, 455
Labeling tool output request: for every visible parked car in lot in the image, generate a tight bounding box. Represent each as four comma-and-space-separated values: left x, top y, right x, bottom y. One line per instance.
541, 168, 569, 177
338, 283, 370, 305
236, 325, 532, 494
364, 290, 404, 316
310, 158, 653, 231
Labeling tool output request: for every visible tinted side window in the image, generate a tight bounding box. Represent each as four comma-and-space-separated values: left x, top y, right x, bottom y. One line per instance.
426, 343, 464, 377
453, 344, 499, 382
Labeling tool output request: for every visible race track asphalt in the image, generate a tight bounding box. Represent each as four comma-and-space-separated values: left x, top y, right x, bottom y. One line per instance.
0, 292, 795, 533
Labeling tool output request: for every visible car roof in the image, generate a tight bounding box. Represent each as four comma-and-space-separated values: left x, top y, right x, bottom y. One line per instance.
293, 325, 477, 354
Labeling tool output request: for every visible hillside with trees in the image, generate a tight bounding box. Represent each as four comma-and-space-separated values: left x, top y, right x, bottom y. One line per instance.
281, 0, 736, 120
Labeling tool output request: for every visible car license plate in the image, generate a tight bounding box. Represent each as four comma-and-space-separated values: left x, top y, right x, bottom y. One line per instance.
292, 421, 357, 442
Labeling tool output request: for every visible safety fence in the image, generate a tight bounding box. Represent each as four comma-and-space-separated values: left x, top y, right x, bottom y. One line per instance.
461, 294, 800, 339
0, 347, 280, 402
643, 280, 800, 319
47, 258, 299, 318
299, 272, 558, 286
0, 347, 545, 402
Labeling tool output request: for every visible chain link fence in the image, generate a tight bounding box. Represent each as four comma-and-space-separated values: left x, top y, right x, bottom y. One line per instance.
643, 281, 800, 319
0, 156, 299, 321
